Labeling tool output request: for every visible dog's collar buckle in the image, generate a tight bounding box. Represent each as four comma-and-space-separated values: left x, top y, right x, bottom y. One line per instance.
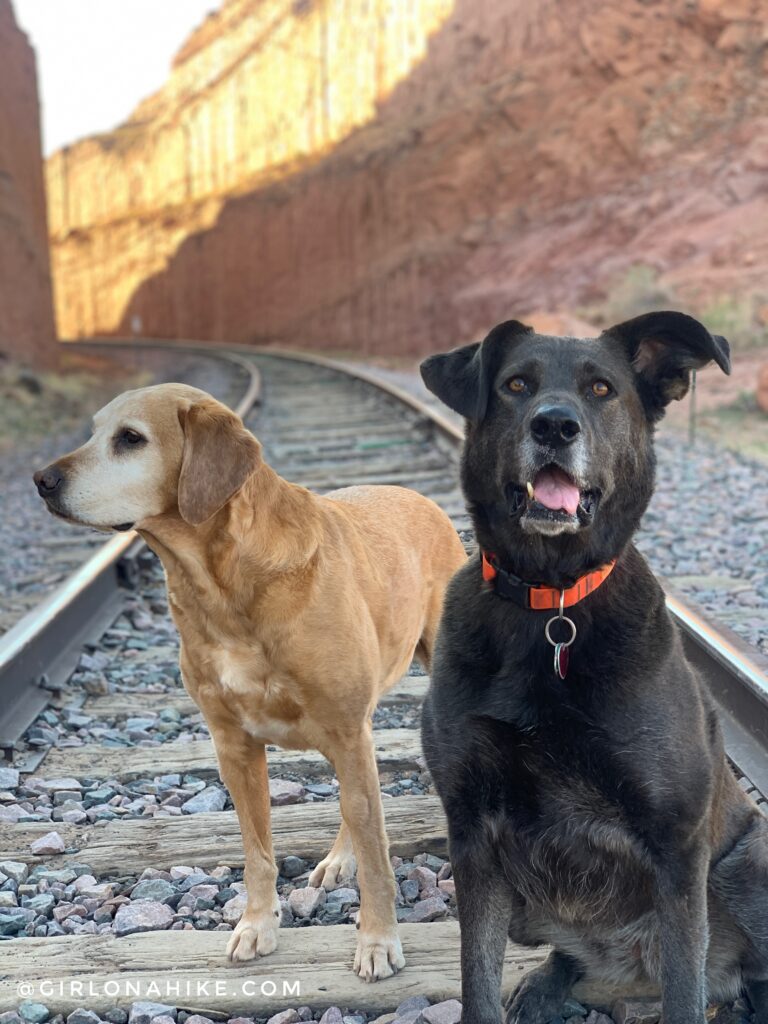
481, 551, 616, 611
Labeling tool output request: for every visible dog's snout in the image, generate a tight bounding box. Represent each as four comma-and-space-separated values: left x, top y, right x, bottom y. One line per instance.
530, 404, 582, 448
34, 465, 64, 497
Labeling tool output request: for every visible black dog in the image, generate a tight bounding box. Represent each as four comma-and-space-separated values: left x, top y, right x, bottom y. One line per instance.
419, 313, 768, 1024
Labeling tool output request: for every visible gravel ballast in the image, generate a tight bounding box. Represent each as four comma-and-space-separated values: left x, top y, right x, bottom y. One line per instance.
3, 354, 764, 1024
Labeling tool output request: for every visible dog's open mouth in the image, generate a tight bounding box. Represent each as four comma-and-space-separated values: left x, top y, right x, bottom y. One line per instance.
507, 465, 600, 534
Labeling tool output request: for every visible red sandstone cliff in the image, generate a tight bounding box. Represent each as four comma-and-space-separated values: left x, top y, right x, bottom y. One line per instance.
0, 0, 56, 365
47, 0, 768, 355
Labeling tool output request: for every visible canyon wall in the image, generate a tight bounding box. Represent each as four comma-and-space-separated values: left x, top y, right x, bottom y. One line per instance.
0, 0, 57, 365
47, 0, 768, 354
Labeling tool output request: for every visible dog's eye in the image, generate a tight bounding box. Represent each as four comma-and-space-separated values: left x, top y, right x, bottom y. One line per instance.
592, 380, 611, 397
507, 377, 527, 394
114, 428, 147, 449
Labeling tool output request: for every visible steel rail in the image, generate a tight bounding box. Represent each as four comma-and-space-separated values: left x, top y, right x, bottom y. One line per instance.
2, 338, 766, 799
0, 346, 261, 758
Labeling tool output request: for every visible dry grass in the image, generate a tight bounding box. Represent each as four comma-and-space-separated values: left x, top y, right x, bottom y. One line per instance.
582, 264, 768, 353
0, 353, 150, 455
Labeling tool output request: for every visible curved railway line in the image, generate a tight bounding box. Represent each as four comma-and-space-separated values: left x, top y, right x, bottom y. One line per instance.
0, 341, 766, 1021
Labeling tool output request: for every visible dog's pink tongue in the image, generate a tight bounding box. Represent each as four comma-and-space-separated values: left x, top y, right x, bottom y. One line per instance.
533, 467, 580, 515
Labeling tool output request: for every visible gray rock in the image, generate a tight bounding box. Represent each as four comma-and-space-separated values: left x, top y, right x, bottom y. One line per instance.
407, 865, 437, 890
0, 907, 35, 935
305, 783, 334, 797
30, 832, 66, 856
83, 787, 116, 808
114, 901, 174, 935
396, 999, 430, 1017
405, 896, 448, 923
187, 884, 218, 901
266, 1013, 300, 1024
169, 866, 194, 880
400, 879, 419, 901
319, 1011, 343, 1024
280, 856, 307, 879
222, 891, 248, 925
78, 881, 115, 900
585, 1013, 614, 1024
104, 1011, 128, 1024
0, 860, 28, 883
392, 1013, 422, 1024
127, 1005, 176, 1024
130, 879, 176, 903
0, 767, 19, 790
288, 885, 325, 919
66, 1011, 102, 1024
0, 1012, 23, 1024
182, 1017, 213, 1024
279, 897, 293, 927
180, 787, 226, 814
269, 779, 306, 805
178, 872, 217, 892
35, 778, 82, 793
420, 1001, 462, 1024
0, 805, 26, 823
59, 809, 88, 825
72, 874, 97, 892
325, 886, 358, 909
18, 1005, 49, 1024
23, 893, 55, 915
125, 718, 157, 731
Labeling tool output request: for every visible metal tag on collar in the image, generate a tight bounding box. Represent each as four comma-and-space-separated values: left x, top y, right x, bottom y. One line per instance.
544, 589, 577, 680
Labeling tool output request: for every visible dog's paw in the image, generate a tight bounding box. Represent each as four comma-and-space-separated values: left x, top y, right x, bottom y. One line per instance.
226, 908, 280, 963
504, 974, 564, 1024
353, 930, 405, 982
308, 848, 357, 890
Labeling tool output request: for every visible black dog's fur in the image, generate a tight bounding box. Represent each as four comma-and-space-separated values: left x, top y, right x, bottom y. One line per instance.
419, 313, 768, 1024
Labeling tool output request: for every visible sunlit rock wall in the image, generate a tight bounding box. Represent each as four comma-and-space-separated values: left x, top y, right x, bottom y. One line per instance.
0, 0, 57, 364
47, 0, 768, 354
46, 0, 454, 340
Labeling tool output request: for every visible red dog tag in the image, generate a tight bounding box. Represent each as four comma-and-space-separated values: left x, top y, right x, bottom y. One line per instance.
554, 642, 569, 680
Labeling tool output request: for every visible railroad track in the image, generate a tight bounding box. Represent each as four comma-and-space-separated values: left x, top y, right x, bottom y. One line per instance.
0, 343, 766, 1022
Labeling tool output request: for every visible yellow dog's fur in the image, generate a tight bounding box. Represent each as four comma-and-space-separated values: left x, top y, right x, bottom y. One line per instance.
35, 383, 467, 980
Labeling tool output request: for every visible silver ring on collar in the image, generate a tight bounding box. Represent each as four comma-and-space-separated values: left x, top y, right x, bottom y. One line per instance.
545, 613, 577, 647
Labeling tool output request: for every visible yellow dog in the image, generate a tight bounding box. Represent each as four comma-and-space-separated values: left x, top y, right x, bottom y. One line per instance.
34, 383, 467, 981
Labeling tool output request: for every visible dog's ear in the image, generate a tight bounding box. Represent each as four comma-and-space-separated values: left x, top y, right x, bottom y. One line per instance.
420, 320, 534, 421
604, 311, 731, 417
177, 400, 261, 526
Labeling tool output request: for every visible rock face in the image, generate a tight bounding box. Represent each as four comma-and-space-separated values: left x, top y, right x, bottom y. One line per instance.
47, 0, 768, 355
0, 0, 57, 364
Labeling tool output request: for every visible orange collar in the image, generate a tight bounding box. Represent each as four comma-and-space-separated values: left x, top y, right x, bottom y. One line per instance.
481, 551, 616, 610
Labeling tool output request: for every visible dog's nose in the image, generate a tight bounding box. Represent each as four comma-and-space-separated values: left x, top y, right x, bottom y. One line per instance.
34, 465, 64, 497
530, 404, 582, 447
